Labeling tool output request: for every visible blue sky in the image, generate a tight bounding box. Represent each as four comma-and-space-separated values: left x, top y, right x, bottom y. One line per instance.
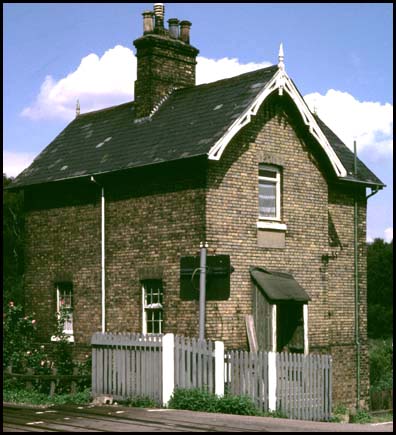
3, 3, 393, 242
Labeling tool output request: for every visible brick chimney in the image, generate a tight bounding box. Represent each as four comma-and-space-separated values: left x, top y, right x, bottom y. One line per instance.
133, 3, 199, 118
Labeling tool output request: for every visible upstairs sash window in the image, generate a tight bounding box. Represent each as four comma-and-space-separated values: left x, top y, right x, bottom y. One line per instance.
259, 164, 281, 220
56, 282, 73, 335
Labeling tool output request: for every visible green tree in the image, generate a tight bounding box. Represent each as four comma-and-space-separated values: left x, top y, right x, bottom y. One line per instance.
367, 238, 393, 338
3, 174, 25, 308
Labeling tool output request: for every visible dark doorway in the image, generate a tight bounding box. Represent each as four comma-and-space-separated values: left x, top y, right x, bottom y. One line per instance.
277, 302, 304, 353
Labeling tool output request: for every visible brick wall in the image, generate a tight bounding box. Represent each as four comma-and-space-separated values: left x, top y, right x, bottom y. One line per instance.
327, 185, 369, 407
24, 182, 102, 343
24, 160, 206, 346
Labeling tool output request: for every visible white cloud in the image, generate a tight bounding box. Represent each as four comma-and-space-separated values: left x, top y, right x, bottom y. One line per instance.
384, 227, 393, 242
21, 45, 270, 122
21, 45, 136, 121
196, 56, 271, 85
304, 90, 393, 156
3, 150, 35, 178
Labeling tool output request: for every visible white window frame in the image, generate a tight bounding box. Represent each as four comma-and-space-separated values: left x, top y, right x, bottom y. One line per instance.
258, 164, 281, 221
51, 282, 74, 343
142, 280, 164, 335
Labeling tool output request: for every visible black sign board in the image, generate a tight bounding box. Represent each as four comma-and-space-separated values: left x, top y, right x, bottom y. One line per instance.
180, 255, 232, 301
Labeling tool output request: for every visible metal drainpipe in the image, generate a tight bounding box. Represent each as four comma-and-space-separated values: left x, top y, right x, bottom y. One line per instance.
91, 176, 106, 333
353, 141, 360, 411
199, 241, 208, 341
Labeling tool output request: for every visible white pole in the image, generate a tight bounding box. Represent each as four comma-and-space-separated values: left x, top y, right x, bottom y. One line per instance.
215, 341, 224, 397
268, 351, 277, 411
101, 187, 105, 333
303, 304, 309, 355
162, 333, 175, 406
271, 304, 277, 352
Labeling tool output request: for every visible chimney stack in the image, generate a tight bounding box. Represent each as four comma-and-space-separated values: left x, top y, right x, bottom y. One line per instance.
133, 4, 199, 118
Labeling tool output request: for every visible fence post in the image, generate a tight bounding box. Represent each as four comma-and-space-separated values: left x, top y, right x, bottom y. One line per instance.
49, 368, 57, 397
215, 341, 224, 397
71, 367, 79, 394
268, 352, 277, 411
26, 368, 34, 391
162, 333, 175, 406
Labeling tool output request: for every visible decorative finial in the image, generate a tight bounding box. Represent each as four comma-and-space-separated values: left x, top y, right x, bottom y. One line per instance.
76, 99, 80, 117
278, 42, 285, 71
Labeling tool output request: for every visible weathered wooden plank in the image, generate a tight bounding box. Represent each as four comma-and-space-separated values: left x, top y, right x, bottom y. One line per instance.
174, 336, 179, 388
91, 347, 97, 396
208, 341, 213, 393
112, 344, 117, 396
180, 336, 186, 389
103, 346, 108, 394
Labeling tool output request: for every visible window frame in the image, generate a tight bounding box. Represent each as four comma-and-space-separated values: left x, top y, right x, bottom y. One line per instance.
258, 164, 281, 221
51, 282, 74, 342
142, 280, 164, 335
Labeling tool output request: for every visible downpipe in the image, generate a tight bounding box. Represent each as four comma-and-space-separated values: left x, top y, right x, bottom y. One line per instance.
91, 176, 106, 333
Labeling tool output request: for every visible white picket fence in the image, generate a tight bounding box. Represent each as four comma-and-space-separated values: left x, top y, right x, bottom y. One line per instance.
91, 332, 332, 421
276, 352, 332, 421
91, 332, 163, 403
224, 350, 269, 412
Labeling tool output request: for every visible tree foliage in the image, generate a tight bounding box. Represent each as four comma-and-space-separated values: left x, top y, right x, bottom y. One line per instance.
367, 238, 393, 338
3, 174, 25, 308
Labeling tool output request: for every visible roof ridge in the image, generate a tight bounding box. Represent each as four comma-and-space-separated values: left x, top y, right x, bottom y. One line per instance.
78, 100, 133, 118
175, 64, 278, 94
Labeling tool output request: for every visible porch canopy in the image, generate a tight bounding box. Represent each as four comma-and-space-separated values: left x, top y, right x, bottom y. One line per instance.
250, 267, 311, 303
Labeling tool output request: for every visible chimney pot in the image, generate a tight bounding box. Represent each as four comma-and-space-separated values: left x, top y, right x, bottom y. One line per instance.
168, 18, 180, 39
153, 3, 165, 29
179, 20, 192, 44
142, 11, 154, 34
153, 3, 165, 18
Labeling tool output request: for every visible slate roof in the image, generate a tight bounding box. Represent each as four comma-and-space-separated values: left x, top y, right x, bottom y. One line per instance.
10, 65, 384, 189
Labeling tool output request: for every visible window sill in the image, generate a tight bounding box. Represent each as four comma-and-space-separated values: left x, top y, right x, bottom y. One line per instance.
257, 221, 287, 231
51, 334, 74, 343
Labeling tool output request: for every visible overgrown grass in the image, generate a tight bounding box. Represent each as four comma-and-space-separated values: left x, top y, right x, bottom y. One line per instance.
117, 395, 159, 408
3, 387, 92, 406
370, 411, 393, 423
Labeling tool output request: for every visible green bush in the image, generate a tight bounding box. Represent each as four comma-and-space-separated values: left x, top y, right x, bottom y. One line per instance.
3, 301, 47, 373
349, 409, 372, 424
369, 338, 393, 392
3, 302, 91, 396
215, 394, 260, 416
168, 388, 264, 416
